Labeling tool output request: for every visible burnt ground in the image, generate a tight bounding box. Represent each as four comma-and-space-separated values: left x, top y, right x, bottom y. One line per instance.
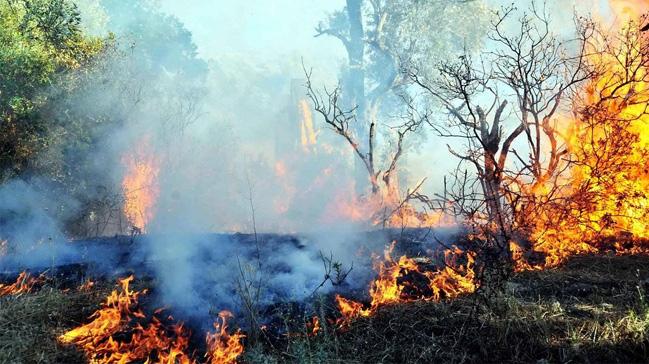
1, 245, 649, 363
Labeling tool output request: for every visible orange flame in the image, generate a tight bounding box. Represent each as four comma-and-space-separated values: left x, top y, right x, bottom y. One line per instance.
205, 310, 245, 364
122, 138, 160, 232
512, 12, 649, 271
59, 276, 195, 363
306, 316, 321, 337
0, 271, 43, 296
299, 99, 317, 152
336, 242, 476, 323
78, 279, 95, 292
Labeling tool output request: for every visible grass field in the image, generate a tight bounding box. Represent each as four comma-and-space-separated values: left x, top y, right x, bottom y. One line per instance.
1, 254, 648, 363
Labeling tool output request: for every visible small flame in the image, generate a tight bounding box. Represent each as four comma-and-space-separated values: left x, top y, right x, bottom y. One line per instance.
122, 137, 160, 232
205, 310, 245, 364
336, 243, 476, 323
306, 316, 321, 337
0, 271, 43, 296
78, 279, 95, 292
298, 99, 317, 152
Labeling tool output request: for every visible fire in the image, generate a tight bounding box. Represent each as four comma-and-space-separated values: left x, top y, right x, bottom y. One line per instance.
299, 99, 317, 151
205, 310, 245, 364
273, 160, 296, 215
0, 271, 43, 296
386, 203, 456, 229
78, 279, 95, 292
608, 0, 649, 21
122, 137, 160, 232
306, 316, 321, 337
513, 11, 649, 270
59, 276, 195, 363
336, 242, 476, 323
322, 178, 456, 229
61, 276, 245, 363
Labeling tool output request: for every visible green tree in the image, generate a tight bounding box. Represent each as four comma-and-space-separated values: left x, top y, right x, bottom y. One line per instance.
0, 0, 103, 181
45, 0, 209, 236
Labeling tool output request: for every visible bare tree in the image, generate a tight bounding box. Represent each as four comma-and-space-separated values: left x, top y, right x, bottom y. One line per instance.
304, 67, 422, 210
409, 4, 596, 264
315, 0, 487, 193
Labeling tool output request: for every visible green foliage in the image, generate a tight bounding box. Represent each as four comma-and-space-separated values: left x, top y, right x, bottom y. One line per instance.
0, 0, 208, 236
0, 0, 104, 180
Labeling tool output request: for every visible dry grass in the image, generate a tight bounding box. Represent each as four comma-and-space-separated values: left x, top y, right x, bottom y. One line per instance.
1, 255, 648, 363
251, 254, 649, 364
0, 285, 109, 364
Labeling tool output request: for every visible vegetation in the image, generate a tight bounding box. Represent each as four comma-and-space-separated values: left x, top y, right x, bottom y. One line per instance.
4, 254, 646, 363
246, 254, 649, 363
0, 0, 104, 180
1, 0, 649, 363
0, 285, 110, 363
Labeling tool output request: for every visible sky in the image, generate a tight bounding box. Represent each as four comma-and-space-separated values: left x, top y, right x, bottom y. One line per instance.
159, 0, 346, 63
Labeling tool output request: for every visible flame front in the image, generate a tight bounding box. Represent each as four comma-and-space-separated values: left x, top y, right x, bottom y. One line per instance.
122, 138, 160, 232
513, 11, 649, 270
59, 276, 195, 363
60, 276, 245, 364
336, 242, 476, 323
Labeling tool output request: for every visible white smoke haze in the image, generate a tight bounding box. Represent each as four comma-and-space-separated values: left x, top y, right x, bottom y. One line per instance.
0, 0, 624, 328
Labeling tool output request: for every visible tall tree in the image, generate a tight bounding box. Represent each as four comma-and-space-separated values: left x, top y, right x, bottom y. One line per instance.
0, 0, 104, 181
311, 0, 488, 209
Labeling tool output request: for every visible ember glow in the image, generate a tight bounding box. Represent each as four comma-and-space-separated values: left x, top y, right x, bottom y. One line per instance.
121, 138, 161, 232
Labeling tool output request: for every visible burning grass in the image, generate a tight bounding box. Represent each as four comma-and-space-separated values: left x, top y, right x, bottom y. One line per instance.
248, 254, 649, 364
1, 253, 648, 363
335, 242, 477, 323
0, 271, 45, 296
57, 275, 244, 363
